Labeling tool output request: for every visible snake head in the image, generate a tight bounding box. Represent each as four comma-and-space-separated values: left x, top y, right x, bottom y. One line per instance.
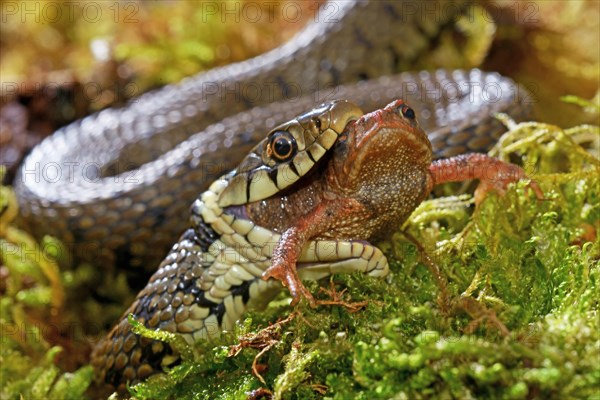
217, 100, 362, 208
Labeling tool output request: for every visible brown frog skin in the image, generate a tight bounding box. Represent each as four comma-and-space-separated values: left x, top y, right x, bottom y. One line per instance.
256, 99, 542, 305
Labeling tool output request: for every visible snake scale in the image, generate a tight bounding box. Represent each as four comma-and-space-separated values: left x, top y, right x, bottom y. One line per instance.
13, 0, 533, 393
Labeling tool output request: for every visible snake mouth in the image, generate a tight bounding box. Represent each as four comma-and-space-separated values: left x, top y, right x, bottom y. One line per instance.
224, 148, 335, 234
223, 204, 249, 220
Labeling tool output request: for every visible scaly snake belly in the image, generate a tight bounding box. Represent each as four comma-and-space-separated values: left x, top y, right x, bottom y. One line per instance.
12, 0, 531, 391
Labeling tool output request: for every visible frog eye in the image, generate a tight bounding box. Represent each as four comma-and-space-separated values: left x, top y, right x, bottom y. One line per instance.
267, 130, 297, 162
400, 105, 415, 120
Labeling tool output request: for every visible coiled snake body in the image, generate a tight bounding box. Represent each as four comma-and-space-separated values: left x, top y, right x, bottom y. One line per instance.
14, 0, 532, 392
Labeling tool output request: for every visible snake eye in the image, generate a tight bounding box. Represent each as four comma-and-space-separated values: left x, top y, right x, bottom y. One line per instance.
268, 131, 296, 162
313, 117, 322, 129
401, 105, 415, 120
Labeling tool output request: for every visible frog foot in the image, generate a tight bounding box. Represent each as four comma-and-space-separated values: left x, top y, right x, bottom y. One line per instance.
263, 259, 316, 307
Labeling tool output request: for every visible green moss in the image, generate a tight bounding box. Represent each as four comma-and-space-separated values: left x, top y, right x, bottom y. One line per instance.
125, 319, 270, 399
0, 346, 93, 400
1, 167, 99, 399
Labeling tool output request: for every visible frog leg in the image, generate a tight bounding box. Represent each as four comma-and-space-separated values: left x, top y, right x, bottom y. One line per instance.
262, 199, 382, 306
428, 153, 544, 203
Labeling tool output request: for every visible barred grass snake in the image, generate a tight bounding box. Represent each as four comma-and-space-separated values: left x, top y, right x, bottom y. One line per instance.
12, 0, 538, 393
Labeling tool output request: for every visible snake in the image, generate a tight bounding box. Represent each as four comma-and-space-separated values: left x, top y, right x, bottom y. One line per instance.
12, 0, 532, 393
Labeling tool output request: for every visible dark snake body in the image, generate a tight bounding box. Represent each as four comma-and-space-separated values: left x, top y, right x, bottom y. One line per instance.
13, 0, 531, 392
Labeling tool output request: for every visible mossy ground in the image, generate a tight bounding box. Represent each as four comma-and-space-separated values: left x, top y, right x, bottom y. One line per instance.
1, 115, 598, 399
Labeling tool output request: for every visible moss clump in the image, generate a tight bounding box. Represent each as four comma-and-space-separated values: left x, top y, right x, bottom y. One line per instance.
1, 167, 96, 399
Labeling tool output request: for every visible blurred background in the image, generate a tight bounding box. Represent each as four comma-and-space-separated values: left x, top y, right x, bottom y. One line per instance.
1, 0, 598, 182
